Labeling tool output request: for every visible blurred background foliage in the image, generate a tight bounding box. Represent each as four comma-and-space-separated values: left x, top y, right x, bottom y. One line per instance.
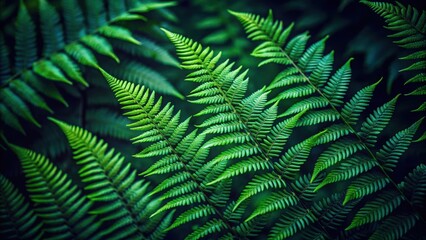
1, 1, 425, 237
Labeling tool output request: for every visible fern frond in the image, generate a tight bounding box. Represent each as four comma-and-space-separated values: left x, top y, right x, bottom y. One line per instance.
15, 2, 36, 70
246, 191, 298, 222
362, 1, 426, 111
275, 131, 324, 180
311, 194, 356, 231
403, 164, 426, 209
291, 174, 322, 201
1, 0, 177, 135
61, 0, 84, 42
359, 95, 399, 147
84, 0, 106, 31
346, 189, 402, 230
233, 173, 286, 210
341, 79, 381, 125
9, 80, 53, 113
316, 156, 377, 191
103, 71, 242, 238
361, 1, 425, 50
85, 108, 135, 140
312, 139, 364, 180
40, 0, 64, 56
167, 205, 215, 231
0, 88, 40, 127
232, 10, 426, 237
10, 144, 101, 239
109, 60, 183, 99
269, 206, 316, 240
185, 219, 226, 240
0, 174, 43, 240
51, 118, 173, 238
377, 118, 423, 172
113, 36, 180, 67
81, 35, 119, 63
369, 214, 418, 240
343, 173, 389, 205
0, 34, 10, 82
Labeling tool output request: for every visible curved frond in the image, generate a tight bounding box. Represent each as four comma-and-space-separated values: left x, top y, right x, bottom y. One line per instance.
269, 206, 316, 240
51, 119, 172, 238
346, 190, 402, 230
362, 1, 426, 111
0, 174, 43, 240
10, 145, 100, 239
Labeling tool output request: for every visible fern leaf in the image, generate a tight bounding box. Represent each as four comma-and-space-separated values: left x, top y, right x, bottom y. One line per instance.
246, 191, 298, 222
316, 156, 377, 191
377, 118, 423, 172
359, 95, 399, 147
104, 71, 241, 238
362, 1, 426, 111
109, 60, 183, 98
0, 34, 10, 82
343, 173, 390, 205
9, 80, 53, 113
185, 219, 226, 240
312, 139, 364, 181
33, 60, 71, 84
98, 25, 141, 45
15, 2, 37, 70
130, 2, 177, 13
0, 104, 25, 134
0, 88, 40, 127
39, 0, 64, 56
261, 111, 304, 158
341, 79, 381, 125
361, 1, 425, 49
50, 53, 87, 86
84, 0, 106, 32
61, 0, 84, 42
275, 131, 324, 180
346, 190, 402, 230
0, 174, 43, 240
10, 145, 100, 239
234, 173, 286, 211
207, 158, 271, 185
22, 71, 68, 106
311, 194, 356, 231
369, 214, 418, 240
81, 35, 119, 63
147, 211, 175, 240
167, 205, 216, 230
269, 206, 316, 240
403, 164, 426, 209
209, 179, 233, 208
322, 59, 352, 106
65, 43, 99, 68
296, 109, 340, 126
51, 119, 172, 238
291, 174, 322, 201
113, 36, 180, 67
151, 192, 206, 218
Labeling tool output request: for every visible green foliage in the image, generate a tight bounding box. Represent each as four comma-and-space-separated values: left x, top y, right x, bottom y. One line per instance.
51, 119, 173, 239
1, 123, 173, 239
0, 174, 43, 240
1, 1, 426, 239
10, 145, 101, 240
362, 0, 426, 125
0, 0, 180, 137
